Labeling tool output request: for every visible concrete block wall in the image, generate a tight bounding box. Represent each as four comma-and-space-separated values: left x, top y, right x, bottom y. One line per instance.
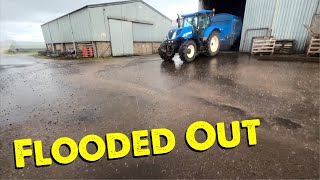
152, 43, 161, 54
310, 15, 320, 34
133, 42, 161, 55
134, 42, 153, 55
46, 41, 161, 57
55, 44, 64, 51
65, 43, 74, 51
95, 42, 112, 58
47, 44, 53, 51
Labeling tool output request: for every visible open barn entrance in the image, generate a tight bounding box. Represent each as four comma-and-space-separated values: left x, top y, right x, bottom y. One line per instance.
200, 0, 246, 50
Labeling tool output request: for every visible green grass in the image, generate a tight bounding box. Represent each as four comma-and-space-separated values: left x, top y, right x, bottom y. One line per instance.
4, 49, 16, 54
31, 53, 51, 59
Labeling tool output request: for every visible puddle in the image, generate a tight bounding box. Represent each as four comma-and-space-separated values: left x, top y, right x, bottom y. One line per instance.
0, 58, 35, 66
195, 97, 247, 117
273, 117, 302, 129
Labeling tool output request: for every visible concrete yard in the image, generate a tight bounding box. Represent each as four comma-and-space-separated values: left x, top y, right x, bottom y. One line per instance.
0, 53, 319, 178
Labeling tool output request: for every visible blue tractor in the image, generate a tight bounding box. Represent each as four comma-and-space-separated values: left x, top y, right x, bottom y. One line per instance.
159, 10, 242, 62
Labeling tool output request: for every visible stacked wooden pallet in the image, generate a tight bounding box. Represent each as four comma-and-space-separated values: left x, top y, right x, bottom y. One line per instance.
251, 37, 276, 55
274, 40, 295, 54
307, 36, 320, 56
77, 44, 94, 58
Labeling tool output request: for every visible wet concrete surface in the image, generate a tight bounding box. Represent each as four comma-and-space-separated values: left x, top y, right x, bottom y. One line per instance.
0, 53, 319, 178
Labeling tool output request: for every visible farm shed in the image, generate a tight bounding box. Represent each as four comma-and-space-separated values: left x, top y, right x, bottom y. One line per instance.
41, 0, 172, 57
199, 0, 320, 53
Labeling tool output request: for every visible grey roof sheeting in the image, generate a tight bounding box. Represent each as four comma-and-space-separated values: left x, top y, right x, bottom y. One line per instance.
41, 0, 172, 43
42, 0, 171, 26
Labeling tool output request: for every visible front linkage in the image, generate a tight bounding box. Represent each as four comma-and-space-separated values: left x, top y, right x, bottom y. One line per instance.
158, 37, 184, 61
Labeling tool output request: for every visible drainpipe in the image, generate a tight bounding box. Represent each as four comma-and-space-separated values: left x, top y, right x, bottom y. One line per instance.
68, 14, 77, 56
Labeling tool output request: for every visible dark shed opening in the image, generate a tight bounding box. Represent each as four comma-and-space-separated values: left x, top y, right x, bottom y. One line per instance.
200, 0, 247, 50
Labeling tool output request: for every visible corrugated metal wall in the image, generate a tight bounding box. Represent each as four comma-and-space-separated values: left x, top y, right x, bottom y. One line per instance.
240, 0, 320, 52
58, 16, 73, 43
88, 7, 109, 41
41, 24, 51, 44
89, 1, 171, 42
41, 1, 171, 44
70, 8, 92, 42
317, 0, 320, 14
239, 0, 276, 52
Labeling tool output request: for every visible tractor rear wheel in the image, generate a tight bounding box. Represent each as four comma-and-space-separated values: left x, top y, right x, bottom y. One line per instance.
205, 31, 220, 56
179, 40, 197, 62
158, 42, 174, 61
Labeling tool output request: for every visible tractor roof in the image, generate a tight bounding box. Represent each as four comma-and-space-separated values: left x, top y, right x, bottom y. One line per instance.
181, 10, 212, 17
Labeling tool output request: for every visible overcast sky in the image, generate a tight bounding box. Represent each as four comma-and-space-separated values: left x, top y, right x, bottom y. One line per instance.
0, 0, 198, 42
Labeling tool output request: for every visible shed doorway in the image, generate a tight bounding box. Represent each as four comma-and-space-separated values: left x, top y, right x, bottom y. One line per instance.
200, 0, 247, 50
109, 19, 134, 56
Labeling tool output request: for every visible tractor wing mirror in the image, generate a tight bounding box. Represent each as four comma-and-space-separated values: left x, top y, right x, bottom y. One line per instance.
177, 14, 181, 28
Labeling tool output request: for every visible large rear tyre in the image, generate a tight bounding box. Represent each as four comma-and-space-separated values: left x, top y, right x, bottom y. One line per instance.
205, 31, 220, 56
158, 42, 174, 61
179, 40, 197, 62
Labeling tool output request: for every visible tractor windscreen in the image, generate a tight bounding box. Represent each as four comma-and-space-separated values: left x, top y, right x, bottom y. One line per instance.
182, 16, 198, 28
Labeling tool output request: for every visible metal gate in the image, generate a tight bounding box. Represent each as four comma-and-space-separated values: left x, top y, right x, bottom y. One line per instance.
109, 19, 133, 56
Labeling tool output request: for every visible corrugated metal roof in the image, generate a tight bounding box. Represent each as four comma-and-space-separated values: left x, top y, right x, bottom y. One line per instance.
240, 0, 320, 53
41, 1, 171, 44
42, 0, 171, 26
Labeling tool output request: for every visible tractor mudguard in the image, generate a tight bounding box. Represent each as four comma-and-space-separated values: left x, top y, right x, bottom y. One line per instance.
203, 27, 221, 41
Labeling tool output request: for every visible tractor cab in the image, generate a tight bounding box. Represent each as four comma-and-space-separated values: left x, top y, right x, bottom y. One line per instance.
180, 10, 213, 40
168, 10, 213, 41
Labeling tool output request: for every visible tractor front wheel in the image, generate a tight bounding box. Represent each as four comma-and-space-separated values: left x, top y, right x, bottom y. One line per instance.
205, 31, 220, 56
158, 42, 174, 61
179, 40, 197, 62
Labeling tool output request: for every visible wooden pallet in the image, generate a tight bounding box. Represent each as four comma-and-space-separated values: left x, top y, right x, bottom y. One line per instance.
307, 36, 320, 56
274, 40, 295, 54
77, 43, 94, 58
251, 37, 276, 55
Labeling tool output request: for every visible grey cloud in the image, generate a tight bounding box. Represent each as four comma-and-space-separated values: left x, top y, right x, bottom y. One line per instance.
1, 0, 113, 23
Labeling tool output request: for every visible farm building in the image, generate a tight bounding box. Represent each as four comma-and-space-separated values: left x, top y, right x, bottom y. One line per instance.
199, 0, 320, 53
41, 0, 172, 57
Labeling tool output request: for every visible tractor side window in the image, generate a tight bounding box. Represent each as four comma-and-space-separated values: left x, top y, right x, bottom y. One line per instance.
198, 15, 210, 29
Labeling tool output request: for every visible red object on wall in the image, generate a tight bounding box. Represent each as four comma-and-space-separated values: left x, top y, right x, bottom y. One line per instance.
89, 48, 93, 57
81, 47, 93, 58
82, 47, 88, 57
